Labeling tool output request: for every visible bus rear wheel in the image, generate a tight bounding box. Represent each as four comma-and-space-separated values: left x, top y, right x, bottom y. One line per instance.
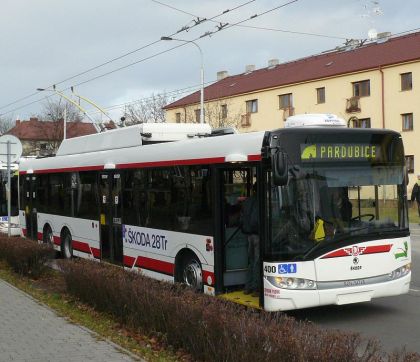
182, 257, 203, 292
61, 231, 73, 259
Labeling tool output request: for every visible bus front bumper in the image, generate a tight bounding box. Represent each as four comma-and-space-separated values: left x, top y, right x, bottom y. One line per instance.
263, 272, 411, 312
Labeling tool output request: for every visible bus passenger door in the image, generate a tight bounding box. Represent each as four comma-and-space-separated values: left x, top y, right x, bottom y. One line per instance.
218, 168, 255, 289
99, 172, 123, 265
23, 175, 38, 240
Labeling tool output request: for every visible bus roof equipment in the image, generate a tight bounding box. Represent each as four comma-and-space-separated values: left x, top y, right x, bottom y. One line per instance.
57, 122, 212, 156
284, 113, 347, 128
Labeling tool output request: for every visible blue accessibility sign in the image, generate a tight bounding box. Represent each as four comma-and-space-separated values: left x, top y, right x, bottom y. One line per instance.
278, 263, 297, 274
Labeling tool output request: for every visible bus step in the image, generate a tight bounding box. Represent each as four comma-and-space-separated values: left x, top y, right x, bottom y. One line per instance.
219, 290, 261, 309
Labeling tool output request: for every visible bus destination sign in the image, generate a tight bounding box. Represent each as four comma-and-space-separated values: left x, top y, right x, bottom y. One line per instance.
300, 144, 380, 162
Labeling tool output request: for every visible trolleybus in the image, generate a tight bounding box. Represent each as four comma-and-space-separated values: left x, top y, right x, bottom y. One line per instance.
19, 114, 411, 311
0, 163, 20, 235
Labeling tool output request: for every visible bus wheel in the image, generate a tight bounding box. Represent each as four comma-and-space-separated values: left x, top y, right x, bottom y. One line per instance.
182, 257, 203, 292
43, 225, 54, 246
61, 231, 73, 259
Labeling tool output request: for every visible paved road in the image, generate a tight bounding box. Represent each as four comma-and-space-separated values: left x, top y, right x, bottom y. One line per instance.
0, 280, 138, 362
289, 223, 420, 354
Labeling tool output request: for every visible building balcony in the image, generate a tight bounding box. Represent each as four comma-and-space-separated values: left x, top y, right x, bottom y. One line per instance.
346, 96, 361, 113
241, 113, 251, 127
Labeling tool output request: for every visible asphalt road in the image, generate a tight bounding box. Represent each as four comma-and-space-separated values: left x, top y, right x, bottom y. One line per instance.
287, 224, 420, 354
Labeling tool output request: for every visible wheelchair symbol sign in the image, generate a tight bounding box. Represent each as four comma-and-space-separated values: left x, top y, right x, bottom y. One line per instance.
278, 263, 297, 274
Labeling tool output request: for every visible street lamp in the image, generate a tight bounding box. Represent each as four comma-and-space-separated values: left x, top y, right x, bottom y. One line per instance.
161, 36, 205, 124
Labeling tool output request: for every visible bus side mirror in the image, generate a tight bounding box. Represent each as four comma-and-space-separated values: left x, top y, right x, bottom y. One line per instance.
272, 152, 288, 186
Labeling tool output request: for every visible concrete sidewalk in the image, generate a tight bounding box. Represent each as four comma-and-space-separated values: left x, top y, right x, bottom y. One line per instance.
0, 279, 138, 362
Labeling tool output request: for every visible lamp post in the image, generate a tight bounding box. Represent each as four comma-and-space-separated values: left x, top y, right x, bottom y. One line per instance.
36, 86, 100, 135
161, 36, 204, 124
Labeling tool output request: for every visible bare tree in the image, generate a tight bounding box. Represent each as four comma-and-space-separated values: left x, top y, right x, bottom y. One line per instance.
0, 115, 14, 135
122, 92, 168, 124
31, 98, 84, 154
38, 98, 83, 123
184, 98, 244, 129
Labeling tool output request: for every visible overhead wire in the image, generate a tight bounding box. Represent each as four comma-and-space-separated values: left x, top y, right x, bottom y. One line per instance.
0, 0, 256, 113
1, 0, 299, 117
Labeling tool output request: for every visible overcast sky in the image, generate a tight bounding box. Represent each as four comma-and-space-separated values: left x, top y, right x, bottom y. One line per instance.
1, 0, 419, 122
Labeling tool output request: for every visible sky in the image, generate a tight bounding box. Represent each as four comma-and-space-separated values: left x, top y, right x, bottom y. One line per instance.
0, 0, 419, 123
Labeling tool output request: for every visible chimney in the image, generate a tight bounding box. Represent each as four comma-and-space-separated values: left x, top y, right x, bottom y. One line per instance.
245, 64, 255, 73
268, 58, 279, 68
15, 120, 21, 126
217, 70, 229, 81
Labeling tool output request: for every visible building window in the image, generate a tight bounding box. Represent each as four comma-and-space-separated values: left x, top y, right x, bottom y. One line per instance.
352, 117, 371, 128
352, 80, 370, 97
175, 112, 181, 123
405, 155, 414, 174
221, 104, 228, 119
316, 87, 325, 104
194, 109, 200, 123
279, 93, 293, 109
401, 72, 412, 91
402, 113, 413, 131
246, 99, 258, 113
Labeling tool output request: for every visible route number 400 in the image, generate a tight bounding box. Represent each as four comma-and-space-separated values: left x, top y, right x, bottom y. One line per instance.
264, 265, 277, 273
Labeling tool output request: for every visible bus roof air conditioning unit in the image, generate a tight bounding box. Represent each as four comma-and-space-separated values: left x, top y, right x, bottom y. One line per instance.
284, 114, 346, 128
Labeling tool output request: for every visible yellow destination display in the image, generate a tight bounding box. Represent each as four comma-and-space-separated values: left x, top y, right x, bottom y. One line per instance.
301, 144, 379, 161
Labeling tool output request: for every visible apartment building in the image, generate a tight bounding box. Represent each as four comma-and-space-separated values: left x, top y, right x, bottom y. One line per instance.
164, 31, 420, 193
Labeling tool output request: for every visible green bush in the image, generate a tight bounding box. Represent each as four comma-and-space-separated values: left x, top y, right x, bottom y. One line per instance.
60, 259, 419, 362
0, 236, 54, 278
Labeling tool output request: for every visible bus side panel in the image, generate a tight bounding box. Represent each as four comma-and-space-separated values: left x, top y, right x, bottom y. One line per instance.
122, 224, 215, 292
37, 213, 100, 258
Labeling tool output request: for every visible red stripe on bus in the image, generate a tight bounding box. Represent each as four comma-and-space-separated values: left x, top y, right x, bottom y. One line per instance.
35, 166, 104, 174
117, 157, 226, 169
91, 247, 101, 259
72, 240, 92, 254
322, 244, 392, 259
53, 236, 61, 246
135, 256, 174, 276
21, 154, 260, 174
248, 154, 262, 161
365, 244, 392, 254
123, 255, 136, 268
322, 249, 348, 258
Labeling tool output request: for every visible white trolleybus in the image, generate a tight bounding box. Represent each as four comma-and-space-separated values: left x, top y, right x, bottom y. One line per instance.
19, 114, 411, 311
0, 162, 20, 235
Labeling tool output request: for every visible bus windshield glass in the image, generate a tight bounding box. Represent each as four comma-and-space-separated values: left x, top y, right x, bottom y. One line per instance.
266, 131, 408, 261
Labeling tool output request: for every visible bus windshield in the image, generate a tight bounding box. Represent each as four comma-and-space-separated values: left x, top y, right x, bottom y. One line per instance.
267, 163, 408, 261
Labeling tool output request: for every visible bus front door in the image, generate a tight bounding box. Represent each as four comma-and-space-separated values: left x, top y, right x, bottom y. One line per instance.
99, 172, 123, 265
23, 175, 38, 240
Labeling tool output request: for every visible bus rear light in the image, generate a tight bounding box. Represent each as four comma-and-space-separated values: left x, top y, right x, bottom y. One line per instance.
388, 263, 411, 280
267, 276, 317, 290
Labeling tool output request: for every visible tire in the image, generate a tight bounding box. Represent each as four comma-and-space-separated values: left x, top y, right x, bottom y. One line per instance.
43, 225, 54, 246
61, 231, 73, 259
182, 256, 203, 292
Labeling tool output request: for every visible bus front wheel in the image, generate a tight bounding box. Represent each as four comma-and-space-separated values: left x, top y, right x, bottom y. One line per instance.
182, 256, 203, 292
61, 231, 73, 259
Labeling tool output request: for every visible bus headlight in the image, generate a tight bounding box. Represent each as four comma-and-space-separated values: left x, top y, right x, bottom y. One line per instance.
388, 263, 411, 280
267, 276, 317, 290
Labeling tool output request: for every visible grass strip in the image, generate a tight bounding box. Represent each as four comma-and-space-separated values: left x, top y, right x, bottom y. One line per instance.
0, 261, 187, 362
